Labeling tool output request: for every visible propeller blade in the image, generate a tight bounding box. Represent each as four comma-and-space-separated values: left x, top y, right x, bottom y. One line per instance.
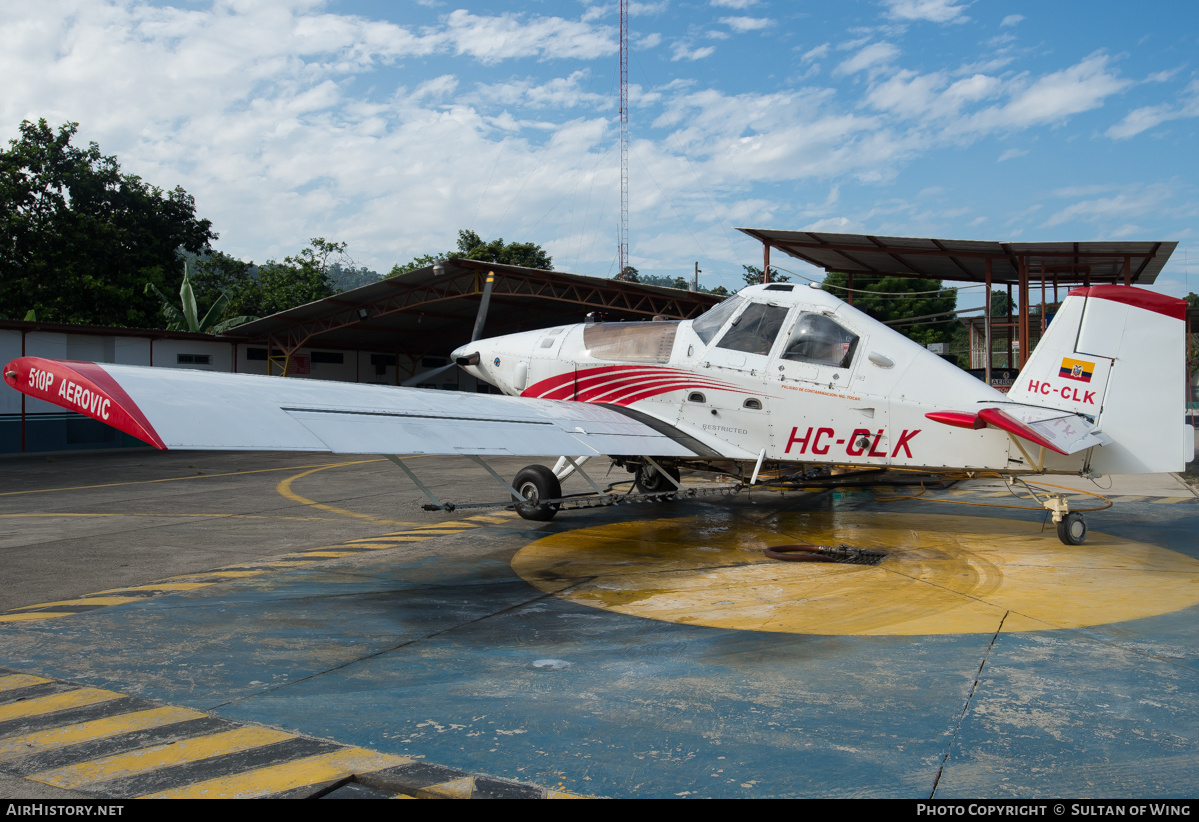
401, 362, 458, 387
470, 270, 496, 342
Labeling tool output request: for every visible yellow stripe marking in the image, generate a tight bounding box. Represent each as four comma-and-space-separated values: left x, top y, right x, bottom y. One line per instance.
1154, 497, 1192, 504
0, 689, 123, 722
466, 515, 514, 524
0, 461, 376, 498
166, 571, 261, 580
0, 513, 340, 521
299, 551, 366, 558
140, 748, 413, 799
276, 461, 413, 526
30, 726, 296, 789
345, 536, 435, 543
421, 776, 474, 798
0, 612, 78, 623
94, 583, 212, 594
0, 674, 53, 693
9, 597, 145, 611
0, 707, 207, 761
335, 543, 402, 550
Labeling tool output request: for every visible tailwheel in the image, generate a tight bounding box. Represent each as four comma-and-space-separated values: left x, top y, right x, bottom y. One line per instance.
513, 464, 561, 521
634, 461, 681, 495
1057, 511, 1087, 545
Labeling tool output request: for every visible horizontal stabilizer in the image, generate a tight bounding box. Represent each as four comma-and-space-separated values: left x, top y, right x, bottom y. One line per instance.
926, 403, 1111, 456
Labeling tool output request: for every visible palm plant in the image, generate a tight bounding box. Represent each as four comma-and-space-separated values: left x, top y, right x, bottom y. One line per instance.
145, 263, 256, 333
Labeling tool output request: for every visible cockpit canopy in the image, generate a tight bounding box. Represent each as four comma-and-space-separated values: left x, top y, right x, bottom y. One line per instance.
690, 293, 860, 368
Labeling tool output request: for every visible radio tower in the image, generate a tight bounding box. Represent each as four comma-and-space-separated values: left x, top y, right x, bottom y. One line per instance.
618, 0, 629, 280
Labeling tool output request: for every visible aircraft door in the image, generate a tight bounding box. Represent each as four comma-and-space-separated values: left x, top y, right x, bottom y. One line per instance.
775, 310, 861, 389
769, 311, 891, 464
681, 301, 785, 454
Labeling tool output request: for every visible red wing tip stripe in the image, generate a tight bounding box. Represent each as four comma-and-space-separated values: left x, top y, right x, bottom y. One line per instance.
1068, 285, 1187, 321
4, 357, 167, 450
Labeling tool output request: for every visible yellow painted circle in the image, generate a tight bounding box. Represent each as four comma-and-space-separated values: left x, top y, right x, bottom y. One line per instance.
511, 511, 1199, 635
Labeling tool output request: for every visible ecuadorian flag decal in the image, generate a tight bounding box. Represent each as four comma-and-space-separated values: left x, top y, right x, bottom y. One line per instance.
1059, 357, 1095, 383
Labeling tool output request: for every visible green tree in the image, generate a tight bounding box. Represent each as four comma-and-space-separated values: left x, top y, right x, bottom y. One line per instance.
185, 250, 255, 313
390, 229, 553, 276
989, 288, 1013, 316
822, 272, 958, 352
237, 238, 343, 317
618, 265, 640, 282
0, 119, 216, 327
741, 265, 790, 286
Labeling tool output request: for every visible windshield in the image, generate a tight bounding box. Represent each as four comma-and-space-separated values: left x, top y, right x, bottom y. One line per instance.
715, 303, 788, 356
691, 296, 745, 345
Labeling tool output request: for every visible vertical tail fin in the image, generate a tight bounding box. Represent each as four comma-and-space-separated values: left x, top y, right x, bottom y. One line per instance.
1007, 285, 1191, 473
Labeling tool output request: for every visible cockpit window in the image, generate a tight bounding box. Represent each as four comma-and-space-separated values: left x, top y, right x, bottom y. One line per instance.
584, 321, 680, 363
782, 313, 859, 368
691, 296, 745, 345
715, 303, 788, 356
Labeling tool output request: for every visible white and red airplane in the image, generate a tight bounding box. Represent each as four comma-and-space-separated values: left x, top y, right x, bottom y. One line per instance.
4, 282, 1192, 544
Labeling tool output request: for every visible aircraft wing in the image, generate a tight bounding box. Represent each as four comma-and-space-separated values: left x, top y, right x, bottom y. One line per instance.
3, 357, 707, 458
926, 403, 1112, 456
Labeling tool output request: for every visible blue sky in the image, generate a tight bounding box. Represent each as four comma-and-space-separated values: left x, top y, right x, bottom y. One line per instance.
3, 0, 1197, 296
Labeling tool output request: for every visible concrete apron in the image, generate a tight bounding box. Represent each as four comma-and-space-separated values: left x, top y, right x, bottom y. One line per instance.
0, 484, 1197, 798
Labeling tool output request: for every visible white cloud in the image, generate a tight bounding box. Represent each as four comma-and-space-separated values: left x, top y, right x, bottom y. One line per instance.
1000, 14, 1024, 27
802, 43, 831, 62
1043, 184, 1174, 229
440, 10, 615, 64
834, 42, 900, 76
1106, 81, 1199, 139
630, 1, 670, 15
720, 16, 771, 33
881, 0, 970, 24
671, 43, 716, 61
997, 148, 1027, 162
465, 72, 608, 111
958, 53, 1131, 133
710, 0, 760, 8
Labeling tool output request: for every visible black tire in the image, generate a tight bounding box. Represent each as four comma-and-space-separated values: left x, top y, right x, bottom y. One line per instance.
513, 465, 562, 521
634, 462, 681, 495
1057, 512, 1087, 545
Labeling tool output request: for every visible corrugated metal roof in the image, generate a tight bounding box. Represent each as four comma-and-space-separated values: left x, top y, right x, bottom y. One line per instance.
223, 259, 719, 354
737, 229, 1176, 286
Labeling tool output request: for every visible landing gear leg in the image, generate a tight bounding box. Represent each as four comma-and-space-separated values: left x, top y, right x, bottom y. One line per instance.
634, 460, 681, 495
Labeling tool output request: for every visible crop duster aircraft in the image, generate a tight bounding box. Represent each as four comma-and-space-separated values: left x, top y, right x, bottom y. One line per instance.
4, 281, 1192, 545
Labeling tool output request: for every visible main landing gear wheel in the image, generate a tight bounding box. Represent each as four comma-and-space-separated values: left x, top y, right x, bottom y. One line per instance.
1057, 512, 1087, 545
513, 464, 561, 521
634, 462, 681, 495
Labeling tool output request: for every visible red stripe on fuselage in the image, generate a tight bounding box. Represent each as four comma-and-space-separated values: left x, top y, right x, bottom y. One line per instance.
523, 365, 746, 403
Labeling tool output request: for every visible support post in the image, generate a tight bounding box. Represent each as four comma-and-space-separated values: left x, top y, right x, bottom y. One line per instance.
984, 259, 992, 387
1019, 258, 1030, 369
763, 244, 771, 285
